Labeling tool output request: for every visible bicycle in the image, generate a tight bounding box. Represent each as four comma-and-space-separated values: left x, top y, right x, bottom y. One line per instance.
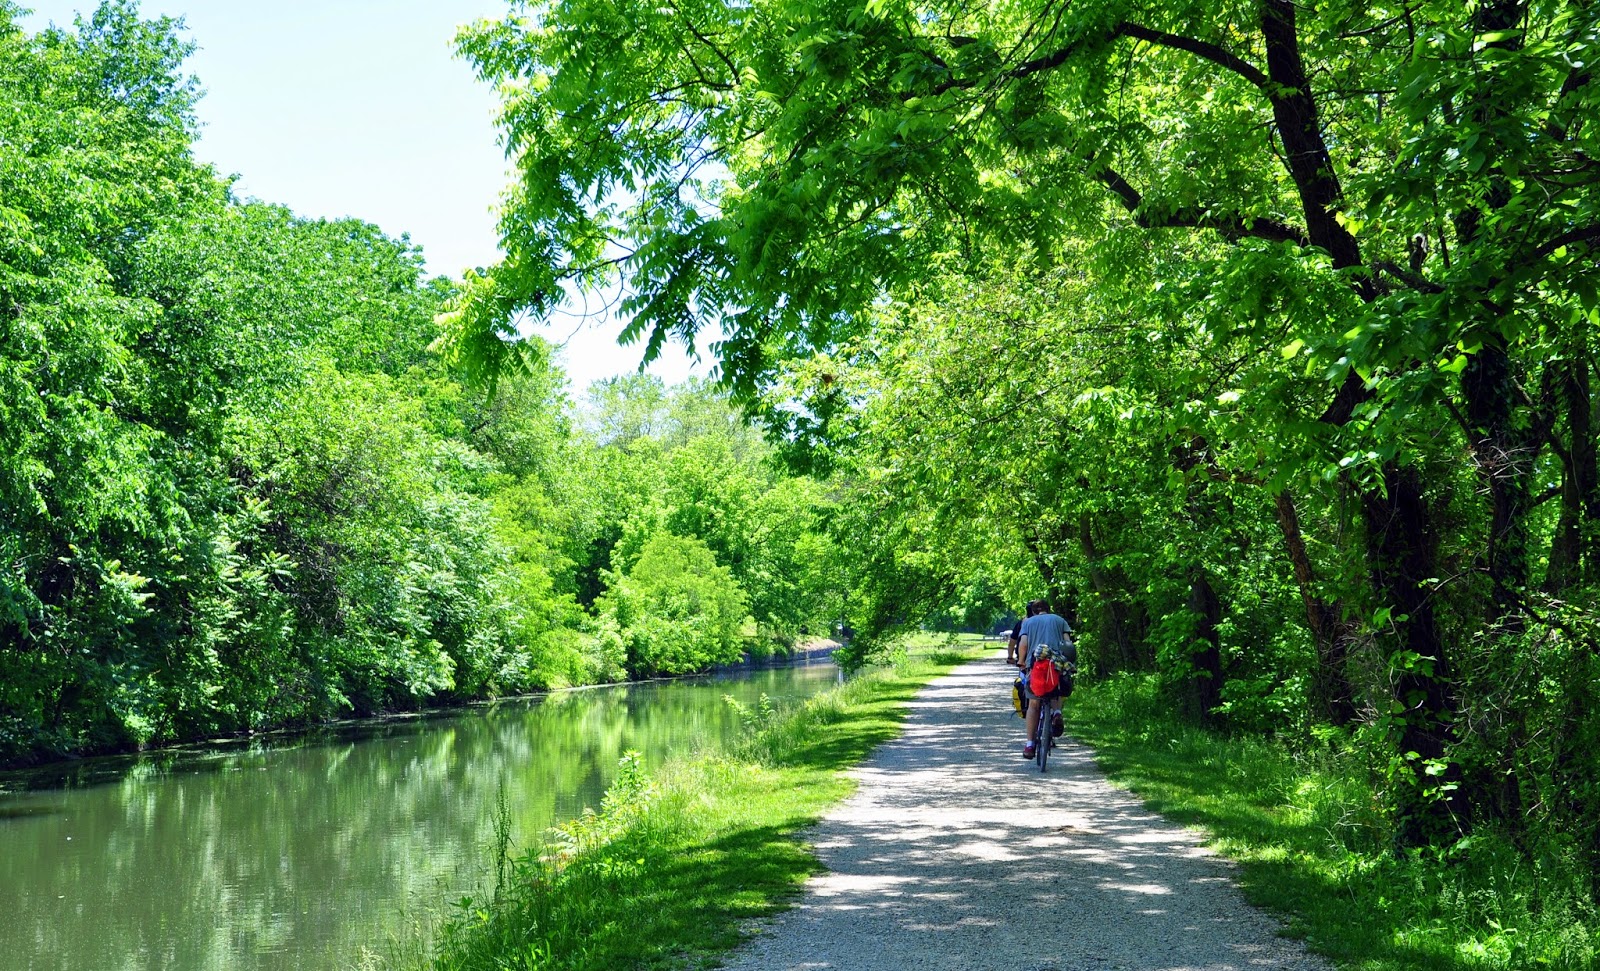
1032, 697, 1057, 772
1016, 672, 1064, 772
1021, 658, 1072, 772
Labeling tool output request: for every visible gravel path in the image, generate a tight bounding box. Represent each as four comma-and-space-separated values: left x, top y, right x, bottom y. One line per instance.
717, 651, 1332, 971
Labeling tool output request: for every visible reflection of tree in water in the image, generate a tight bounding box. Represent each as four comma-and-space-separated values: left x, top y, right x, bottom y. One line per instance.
0, 663, 838, 971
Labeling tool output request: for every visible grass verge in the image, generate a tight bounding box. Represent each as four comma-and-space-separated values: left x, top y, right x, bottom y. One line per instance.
1068, 674, 1599, 971
395, 639, 982, 971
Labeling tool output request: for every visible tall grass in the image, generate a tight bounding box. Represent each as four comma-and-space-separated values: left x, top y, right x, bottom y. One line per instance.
1071, 674, 1600, 970
391, 643, 980, 971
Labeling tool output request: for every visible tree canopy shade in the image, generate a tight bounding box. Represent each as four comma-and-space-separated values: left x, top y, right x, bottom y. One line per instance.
455, 0, 1600, 845
450, 0, 1598, 394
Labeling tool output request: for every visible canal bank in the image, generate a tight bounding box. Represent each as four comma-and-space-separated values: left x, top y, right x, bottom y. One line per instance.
395, 640, 982, 971
714, 636, 841, 672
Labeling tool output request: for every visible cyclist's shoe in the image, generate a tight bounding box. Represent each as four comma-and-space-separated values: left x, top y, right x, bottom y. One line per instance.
1022, 742, 1036, 759
1051, 712, 1064, 738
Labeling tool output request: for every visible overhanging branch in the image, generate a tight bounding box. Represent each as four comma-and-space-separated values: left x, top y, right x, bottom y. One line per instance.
1374, 260, 1445, 294
1529, 222, 1600, 263
1113, 22, 1271, 89
1009, 22, 1269, 89
933, 20, 1268, 96
1096, 165, 1309, 245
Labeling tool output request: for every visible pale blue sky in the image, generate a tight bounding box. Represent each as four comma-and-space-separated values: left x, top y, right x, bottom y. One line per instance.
19, 0, 712, 391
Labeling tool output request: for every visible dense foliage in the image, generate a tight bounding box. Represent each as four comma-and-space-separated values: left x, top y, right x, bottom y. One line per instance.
13, 0, 1600, 953
0, 3, 844, 767
452, 0, 1600, 898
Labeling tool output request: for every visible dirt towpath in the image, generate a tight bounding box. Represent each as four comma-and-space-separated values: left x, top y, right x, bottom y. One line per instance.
717, 651, 1331, 971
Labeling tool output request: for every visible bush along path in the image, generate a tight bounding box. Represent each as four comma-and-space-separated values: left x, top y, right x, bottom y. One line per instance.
717, 651, 1329, 971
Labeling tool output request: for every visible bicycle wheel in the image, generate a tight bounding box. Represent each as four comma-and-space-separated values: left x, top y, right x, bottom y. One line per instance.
1035, 710, 1050, 772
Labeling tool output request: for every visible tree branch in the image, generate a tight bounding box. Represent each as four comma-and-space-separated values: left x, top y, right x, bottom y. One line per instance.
1095, 166, 1309, 245
1319, 369, 1370, 426
1113, 22, 1270, 89
1528, 222, 1600, 263
664, 0, 741, 84
1374, 260, 1445, 293
934, 20, 1268, 95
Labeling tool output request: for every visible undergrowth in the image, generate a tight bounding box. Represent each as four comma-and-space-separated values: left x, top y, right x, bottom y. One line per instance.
1069, 673, 1599, 971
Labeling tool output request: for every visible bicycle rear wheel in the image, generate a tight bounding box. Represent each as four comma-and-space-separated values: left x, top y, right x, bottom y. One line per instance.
1035, 711, 1050, 772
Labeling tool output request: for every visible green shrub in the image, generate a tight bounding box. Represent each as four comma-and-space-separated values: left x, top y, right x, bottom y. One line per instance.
595, 533, 750, 676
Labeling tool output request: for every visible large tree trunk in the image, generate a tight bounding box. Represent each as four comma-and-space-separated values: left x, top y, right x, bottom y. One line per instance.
1545, 350, 1591, 592
1263, 1, 1472, 843
1578, 352, 1600, 583
1554, 339, 1600, 584
1273, 490, 1357, 725
1452, 0, 1538, 617
1363, 462, 1464, 844
1460, 338, 1538, 626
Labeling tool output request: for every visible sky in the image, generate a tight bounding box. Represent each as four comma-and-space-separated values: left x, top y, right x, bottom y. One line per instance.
18, 0, 716, 393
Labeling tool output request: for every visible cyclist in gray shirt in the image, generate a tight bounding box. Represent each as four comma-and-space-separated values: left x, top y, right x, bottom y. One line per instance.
1017, 599, 1074, 759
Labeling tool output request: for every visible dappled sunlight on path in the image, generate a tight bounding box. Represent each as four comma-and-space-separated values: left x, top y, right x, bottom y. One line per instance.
718, 652, 1330, 971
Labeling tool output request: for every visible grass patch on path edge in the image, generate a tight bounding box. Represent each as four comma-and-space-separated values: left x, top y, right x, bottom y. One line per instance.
397, 641, 982, 971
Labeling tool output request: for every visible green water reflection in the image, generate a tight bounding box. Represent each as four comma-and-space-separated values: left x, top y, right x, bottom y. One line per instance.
0, 660, 840, 971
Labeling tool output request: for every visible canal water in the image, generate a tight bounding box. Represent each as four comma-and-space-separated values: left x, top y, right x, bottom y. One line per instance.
0, 658, 840, 971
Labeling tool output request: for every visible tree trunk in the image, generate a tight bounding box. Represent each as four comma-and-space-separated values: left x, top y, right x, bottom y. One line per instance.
1262, 0, 1475, 843
1273, 490, 1357, 724
1460, 338, 1538, 626
1452, 0, 1549, 622
1574, 345, 1600, 583
1545, 351, 1592, 592
1363, 462, 1465, 844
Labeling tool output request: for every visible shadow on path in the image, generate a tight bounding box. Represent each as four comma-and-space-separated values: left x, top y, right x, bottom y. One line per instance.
717, 653, 1330, 971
